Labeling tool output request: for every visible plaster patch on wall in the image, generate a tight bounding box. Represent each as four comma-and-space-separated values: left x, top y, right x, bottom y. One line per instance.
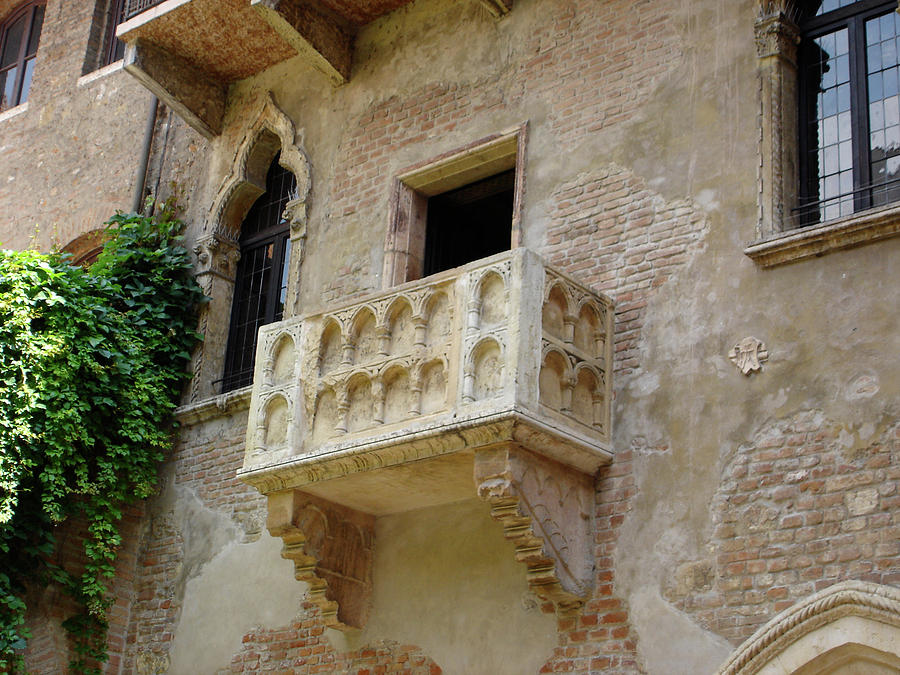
351, 498, 556, 675
168, 533, 302, 675
151, 476, 242, 601
630, 587, 732, 675
544, 163, 711, 378
664, 411, 900, 645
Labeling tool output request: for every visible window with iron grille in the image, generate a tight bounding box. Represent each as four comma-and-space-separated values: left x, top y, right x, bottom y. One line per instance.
221, 156, 296, 392
798, 0, 900, 224
103, 0, 126, 66
0, 1, 44, 111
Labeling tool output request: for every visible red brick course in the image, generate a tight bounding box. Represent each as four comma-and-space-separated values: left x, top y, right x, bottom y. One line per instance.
666, 413, 900, 644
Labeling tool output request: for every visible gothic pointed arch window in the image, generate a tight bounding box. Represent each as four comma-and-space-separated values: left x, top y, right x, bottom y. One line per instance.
221, 154, 297, 392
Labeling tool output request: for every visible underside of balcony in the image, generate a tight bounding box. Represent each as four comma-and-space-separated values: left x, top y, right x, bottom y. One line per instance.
117, 0, 513, 138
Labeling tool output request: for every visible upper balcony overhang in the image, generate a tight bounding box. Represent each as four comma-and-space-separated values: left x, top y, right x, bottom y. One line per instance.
238, 248, 613, 626
117, 0, 513, 138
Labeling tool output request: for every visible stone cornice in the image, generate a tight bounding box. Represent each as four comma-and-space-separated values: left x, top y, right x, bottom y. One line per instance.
745, 202, 900, 267
175, 386, 252, 426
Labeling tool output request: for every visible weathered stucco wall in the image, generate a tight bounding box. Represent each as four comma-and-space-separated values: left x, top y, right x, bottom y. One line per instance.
7, 0, 900, 672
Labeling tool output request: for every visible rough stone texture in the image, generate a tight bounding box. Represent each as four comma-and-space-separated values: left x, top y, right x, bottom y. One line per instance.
0, 0, 156, 251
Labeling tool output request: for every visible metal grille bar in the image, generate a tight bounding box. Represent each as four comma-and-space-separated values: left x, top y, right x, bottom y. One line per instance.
123, 0, 167, 20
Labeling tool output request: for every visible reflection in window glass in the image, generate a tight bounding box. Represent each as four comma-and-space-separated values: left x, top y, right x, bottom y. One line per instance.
807, 27, 854, 220
0, 3, 45, 111
799, 2, 900, 225
817, 0, 864, 16
867, 11, 900, 206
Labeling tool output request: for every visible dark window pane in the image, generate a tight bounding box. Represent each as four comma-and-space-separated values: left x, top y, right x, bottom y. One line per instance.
423, 169, 514, 276
222, 154, 295, 392
1, 15, 24, 68
26, 5, 42, 56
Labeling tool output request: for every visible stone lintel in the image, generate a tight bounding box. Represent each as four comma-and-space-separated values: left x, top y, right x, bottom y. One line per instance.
252, 0, 353, 85
475, 444, 594, 613
123, 40, 225, 139
267, 490, 374, 630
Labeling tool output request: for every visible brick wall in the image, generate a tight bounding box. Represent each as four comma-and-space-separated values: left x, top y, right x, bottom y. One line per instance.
665, 413, 900, 644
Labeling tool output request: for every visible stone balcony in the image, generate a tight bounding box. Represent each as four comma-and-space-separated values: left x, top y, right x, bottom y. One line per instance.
238, 248, 613, 627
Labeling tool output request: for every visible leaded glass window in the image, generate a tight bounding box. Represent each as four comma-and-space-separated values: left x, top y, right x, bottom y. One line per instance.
798, 0, 900, 223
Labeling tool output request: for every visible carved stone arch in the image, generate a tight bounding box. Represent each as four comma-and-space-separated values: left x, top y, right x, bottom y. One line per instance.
716, 580, 900, 675
208, 92, 311, 240
190, 92, 312, 401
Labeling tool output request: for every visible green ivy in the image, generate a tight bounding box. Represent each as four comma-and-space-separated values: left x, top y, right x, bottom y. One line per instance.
0, 206, 204, 673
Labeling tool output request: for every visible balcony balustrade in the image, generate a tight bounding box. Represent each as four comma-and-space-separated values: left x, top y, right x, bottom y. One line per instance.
124, 0, 165, 19
237, 249, 614, 627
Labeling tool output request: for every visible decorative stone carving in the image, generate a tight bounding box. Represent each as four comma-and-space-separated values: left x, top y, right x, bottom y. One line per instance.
754, 6, 801, 239
238, 248, 613, 620
717, 580, 900, 675
190, 91, 311, 401
241, 249, 613, 482
207, 93, 310, 240
193, 232, 240, 285
475, 445, 593, 613
754, 9, 800, 60
266, 490, 374, 629
729, 337, 768, 375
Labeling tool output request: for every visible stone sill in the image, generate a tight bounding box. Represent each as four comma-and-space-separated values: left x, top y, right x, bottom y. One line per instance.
745, 203, 900, 267
0, 102, 28, 123
77, 60, 125, 87
175, 385, 252, 426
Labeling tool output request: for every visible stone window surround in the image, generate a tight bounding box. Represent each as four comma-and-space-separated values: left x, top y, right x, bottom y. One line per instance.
382, 122, 528, 288
0, 99, 26, 122
747, 1, 900, 268
188, 92, 311, 403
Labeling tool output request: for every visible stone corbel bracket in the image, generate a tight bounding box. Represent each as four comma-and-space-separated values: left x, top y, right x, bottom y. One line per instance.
475, 445, 594, 613
266, 490, 375, 630
251, 0, 353, 85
